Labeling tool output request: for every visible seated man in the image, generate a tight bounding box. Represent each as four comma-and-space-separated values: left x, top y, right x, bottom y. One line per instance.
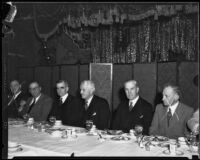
20, 81, 53, 121
48, 80, 83, 127
149, 84, 194, 139
112, 80, 153, 135
187, 109, 199, 135
6, 80, 28, 118
79, 80, 110, 130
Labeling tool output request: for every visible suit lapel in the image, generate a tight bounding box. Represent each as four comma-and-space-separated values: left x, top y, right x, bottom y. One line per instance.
169, 103, 182, 128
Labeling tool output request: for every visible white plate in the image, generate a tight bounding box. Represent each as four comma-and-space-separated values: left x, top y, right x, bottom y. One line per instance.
110, 136, 131, 141
162, 149, 184, 155
8, 147, 23, 152
8, 141, 19, 148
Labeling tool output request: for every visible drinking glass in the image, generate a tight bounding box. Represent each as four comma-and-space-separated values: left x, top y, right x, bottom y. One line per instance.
186, 132, 198, 153
86, 120, 93, 130
23, 114, 30, 122
49, 116, 56, 126
134, 125, 143, 137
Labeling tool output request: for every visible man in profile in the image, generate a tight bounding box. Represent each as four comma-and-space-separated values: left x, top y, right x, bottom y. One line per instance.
149, 84, 194, 139
48, 80, 83, 127
79, 80, 110, 130
112, 80, 153, 135
20, 81, 53, 121
7, 80, 28, 118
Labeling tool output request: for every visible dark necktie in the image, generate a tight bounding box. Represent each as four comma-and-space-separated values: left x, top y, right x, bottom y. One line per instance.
167, 108, 172, 127
27, 98, 35, 114
59, 97, 63, 106
85, 101, 89, 110
129, 102, 133, 111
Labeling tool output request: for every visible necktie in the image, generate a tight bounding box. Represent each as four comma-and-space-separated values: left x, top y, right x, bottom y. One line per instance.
27, 98, 35, 114
59, 97, 63, 106
129, 102, 133, 111
167, 108, 172, 127
8, 96, 15, 106
85, 101, 89, 110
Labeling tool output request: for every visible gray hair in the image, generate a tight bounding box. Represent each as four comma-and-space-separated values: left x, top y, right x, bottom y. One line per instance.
163, 83, 181, 98
80, 80, 95, 92
124, 80, 139, 88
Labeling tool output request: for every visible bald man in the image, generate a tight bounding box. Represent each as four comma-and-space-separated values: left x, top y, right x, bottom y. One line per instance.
7, 80, 28, 118
112, 80, 153, 135
149, 84, 194, 139
79, 80, 110, 130
20, 81, 53, 121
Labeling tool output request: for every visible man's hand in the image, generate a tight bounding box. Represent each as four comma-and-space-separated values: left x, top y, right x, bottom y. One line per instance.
18, 100, 26, 112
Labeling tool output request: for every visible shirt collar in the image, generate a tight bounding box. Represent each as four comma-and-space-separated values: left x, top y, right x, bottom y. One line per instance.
86, 95, 94, 106
168, 101, 179, 116
129, 96, 139, 107
14, 91, 21, 99
34, 94, 42, 103
60, 93, 68, 103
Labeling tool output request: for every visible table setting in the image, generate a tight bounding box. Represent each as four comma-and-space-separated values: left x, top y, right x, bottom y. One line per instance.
8, 118, 199, 158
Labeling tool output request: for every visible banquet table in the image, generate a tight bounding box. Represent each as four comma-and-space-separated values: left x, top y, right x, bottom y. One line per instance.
8, 120, 199, 159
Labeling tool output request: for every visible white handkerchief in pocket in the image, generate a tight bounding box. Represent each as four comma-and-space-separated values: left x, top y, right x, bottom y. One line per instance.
139, 115, 143, 119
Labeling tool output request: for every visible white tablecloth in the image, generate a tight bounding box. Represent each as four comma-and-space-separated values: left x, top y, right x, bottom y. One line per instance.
8, 123, 199, 158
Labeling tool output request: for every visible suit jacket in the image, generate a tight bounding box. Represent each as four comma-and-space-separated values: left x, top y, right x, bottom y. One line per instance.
149, 102, 194, 139
22, 93, 53, 121
80, 95, 111, 130
7, 91, 29, 118
112, 97, 153, 135
187, 109, 199, 132
48, 94, 83, 127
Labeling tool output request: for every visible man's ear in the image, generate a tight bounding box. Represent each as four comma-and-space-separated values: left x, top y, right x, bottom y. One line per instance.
174, 94, 179, 101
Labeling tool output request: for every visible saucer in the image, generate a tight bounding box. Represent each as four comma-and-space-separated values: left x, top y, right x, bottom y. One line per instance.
163, 149, 184, 155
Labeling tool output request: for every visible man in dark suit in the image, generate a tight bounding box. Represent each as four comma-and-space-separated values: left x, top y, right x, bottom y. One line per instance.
48, 80, 83, 127
6, 80, 29, 118
149, 84, 194, 139
112, 80, 153, 135
80, 80, 110, 130
20, 81, 53, 121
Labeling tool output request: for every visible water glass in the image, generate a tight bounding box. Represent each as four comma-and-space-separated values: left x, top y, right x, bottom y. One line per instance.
49, 116, 56, 125
86, 120, 93, 130
134, 125, 143, 137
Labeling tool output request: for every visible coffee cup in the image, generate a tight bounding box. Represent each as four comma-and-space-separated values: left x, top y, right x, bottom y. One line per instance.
55, 120, 62, 126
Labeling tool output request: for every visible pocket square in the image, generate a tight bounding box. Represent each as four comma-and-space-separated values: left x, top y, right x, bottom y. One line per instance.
139, 115, 143, 118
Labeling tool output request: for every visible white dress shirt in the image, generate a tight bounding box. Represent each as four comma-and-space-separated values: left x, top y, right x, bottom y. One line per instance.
60, 93, 68, 103
129, 96, 139, 109
86, 95, 94, 106
167, 101, 179, 116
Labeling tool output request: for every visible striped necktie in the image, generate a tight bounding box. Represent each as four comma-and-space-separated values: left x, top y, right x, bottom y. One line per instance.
167, 108, 172, 127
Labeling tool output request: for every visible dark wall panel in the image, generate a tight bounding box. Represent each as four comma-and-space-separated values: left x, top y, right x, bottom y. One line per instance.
134, 63, 156, 107
79, 64, 89, 83
61, 66, 78, 96
113, 65, 132, 111
157, 62, 177, 92
51, 66, 59, 98
18, 68, 34, 93
179, 62, 198, 110
35, 67, 51, 97
90, 63, 113, 110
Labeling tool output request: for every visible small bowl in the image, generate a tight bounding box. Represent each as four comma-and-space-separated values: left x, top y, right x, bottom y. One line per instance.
51, 131, 62, 137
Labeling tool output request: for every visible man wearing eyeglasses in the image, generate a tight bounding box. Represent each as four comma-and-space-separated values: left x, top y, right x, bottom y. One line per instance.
20, 81, 53, 121
48, 80, 83, 127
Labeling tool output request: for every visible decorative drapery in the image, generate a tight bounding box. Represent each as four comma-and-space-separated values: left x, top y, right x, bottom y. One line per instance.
32, 3, 198, 63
